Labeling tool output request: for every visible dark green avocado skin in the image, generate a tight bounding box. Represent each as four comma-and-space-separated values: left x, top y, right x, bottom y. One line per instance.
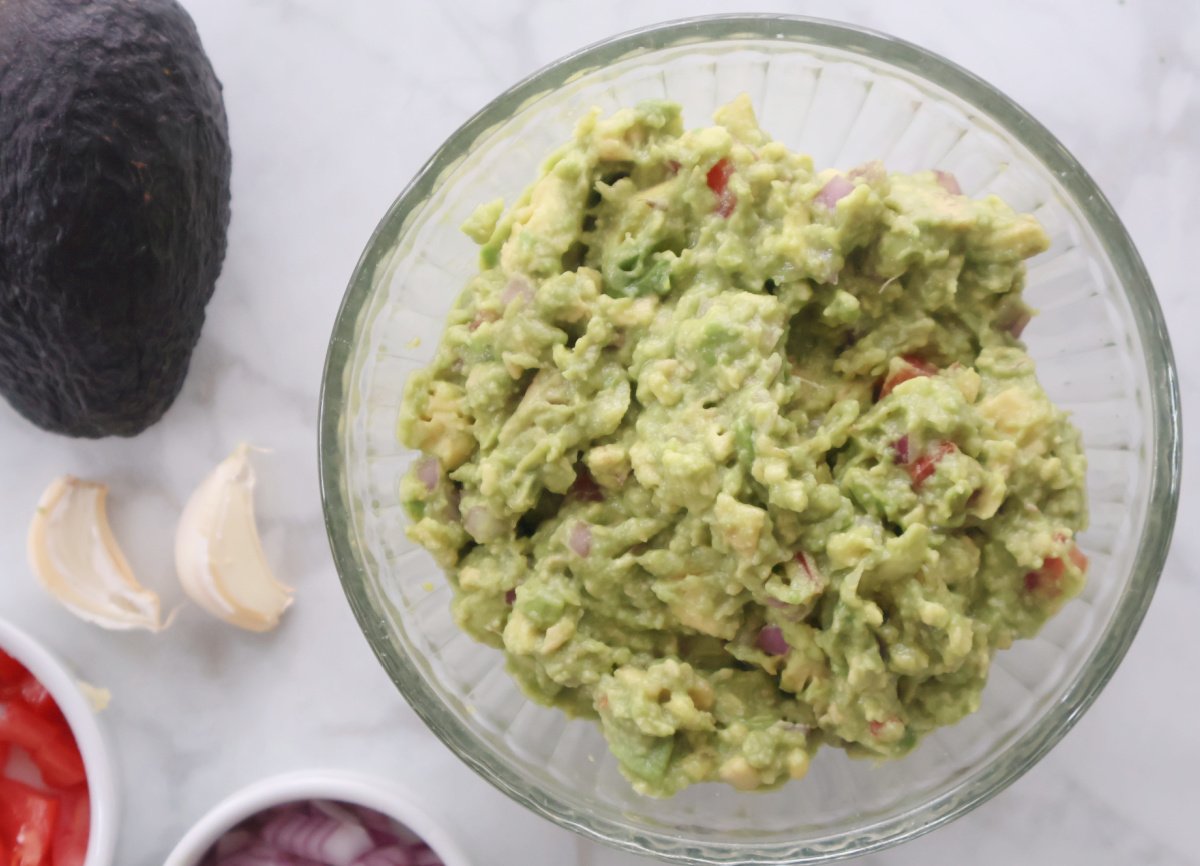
0, 0, 232, 437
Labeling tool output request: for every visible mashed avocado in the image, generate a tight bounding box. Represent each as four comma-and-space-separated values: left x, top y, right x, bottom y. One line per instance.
397, 96, 1088, 797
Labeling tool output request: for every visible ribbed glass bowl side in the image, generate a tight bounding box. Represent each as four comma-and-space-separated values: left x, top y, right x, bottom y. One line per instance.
319, 17, 1180, 864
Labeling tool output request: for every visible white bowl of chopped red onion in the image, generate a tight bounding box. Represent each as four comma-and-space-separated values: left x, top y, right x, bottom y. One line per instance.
164, 770, 471, 866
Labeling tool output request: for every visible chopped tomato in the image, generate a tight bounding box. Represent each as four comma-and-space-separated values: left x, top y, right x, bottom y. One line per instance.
1068, 544, 1089, 572
0, 652, 25, 684
50, 786, 89, 866
666, 159, 681, 175
0, 702, 86, 789
1025, 544, 1088, 596
794, 551, 818, 582
16, 679, 64, 727
1024, 556, 1065, 596
705, 158, 736, 217
906, 441, 956, 489
879, 354, 938, 399
0, 777, 58, 866
869, 720, 884, 736
568, 466, 605, 502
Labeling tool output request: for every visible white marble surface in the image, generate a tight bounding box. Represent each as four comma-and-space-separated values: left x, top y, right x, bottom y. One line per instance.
0, 1, 1195, 864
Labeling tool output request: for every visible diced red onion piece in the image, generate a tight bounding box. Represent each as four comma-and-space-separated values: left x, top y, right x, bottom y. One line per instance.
260, 807, 373, 866
504, 589, 516, 605
415, 458, 439, 492
893, 435, 911, 465
411, 848, 445, 866
500, 276, 534, 306
464, 506, 501, 541
214, 842, 290, 866
353, 845, 418, 866
350, 804, 423, 847
311, 800, 365, 827
213, 829, 255, 858
816, 176, 855, 209
765, 597, 791, 610
756, 625, 790, 656
933, 170, 962, 195
848, 160, 885, 184
1006, 310, 1032, 338
568, 522, 592, 557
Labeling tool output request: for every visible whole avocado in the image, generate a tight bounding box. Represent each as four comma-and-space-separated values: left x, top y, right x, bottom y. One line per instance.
0, 0, 231, 437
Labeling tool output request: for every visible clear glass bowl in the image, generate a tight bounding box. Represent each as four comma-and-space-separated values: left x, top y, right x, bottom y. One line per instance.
319, 15, 1181, 863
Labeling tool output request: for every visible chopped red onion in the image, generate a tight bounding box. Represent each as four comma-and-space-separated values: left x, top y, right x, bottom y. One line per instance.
464, 506, 501, 541
500, 276, 534, 306
568, 522, 592, 557
504, 589, 516, 605
756, 625, 790, 656
216, 842, 290, 866
848, 160, 885, 184
794, 551, 819, 582
215, 829, 255, 858
893, 435, 911, 465
353, 846, 423, 866
415, 457, 439, 492
816, 176, 855, 209
410, 848, 445, 866
1005, 310, 1032, 338
933, 170, 962, 195
260, 808, 373, 866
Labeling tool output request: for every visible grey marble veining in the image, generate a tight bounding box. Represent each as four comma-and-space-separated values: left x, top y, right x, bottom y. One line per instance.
0, 1, 1194, 864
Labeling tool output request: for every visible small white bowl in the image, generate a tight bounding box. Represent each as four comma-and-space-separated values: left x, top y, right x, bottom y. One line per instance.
0, 617, 118, 866
165, 769, 473, 866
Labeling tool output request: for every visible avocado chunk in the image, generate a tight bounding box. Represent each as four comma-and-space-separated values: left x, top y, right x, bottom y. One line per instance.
0, 0, 232, 437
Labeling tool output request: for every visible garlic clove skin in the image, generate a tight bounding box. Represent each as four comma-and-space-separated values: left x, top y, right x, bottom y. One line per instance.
28, 476, 165, 631
175, 444, 291, 632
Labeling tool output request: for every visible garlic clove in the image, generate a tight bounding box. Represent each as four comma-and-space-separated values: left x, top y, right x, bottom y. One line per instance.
175, 444, 291, 632
28, 476, 166, 631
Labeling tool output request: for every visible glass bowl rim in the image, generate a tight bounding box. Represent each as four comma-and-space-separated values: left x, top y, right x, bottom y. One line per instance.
319, 13, 1182, 863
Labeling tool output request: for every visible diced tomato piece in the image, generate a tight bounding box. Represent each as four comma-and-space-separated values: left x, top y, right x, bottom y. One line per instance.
18, 679, 65, 727
568, 466, 605, 502
51, 786, 90, 866
1025, 544, 1088, 597
869, 720, 884, 736
0, 651, 26, 684
666, 159, 681, 175
706, 158, 737, 217
906, 441, 956, 489
706, 158, 732, 195
0, 740, 10, 770
1068, 544, 1089, 572
0, 777, 59, 866
0, 701, 86, 789
1024, 556, 1065, 596
879, 354, 938, 399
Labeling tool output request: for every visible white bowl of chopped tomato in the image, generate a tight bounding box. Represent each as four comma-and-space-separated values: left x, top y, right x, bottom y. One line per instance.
165, 769, 471, 866
0, 618, 117, 866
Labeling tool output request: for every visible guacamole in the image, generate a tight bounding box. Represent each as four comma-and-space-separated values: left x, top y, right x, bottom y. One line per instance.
397, 96, 1088, 797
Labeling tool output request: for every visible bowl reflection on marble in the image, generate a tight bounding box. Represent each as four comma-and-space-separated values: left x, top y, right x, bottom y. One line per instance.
319, 14, 1181, 864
